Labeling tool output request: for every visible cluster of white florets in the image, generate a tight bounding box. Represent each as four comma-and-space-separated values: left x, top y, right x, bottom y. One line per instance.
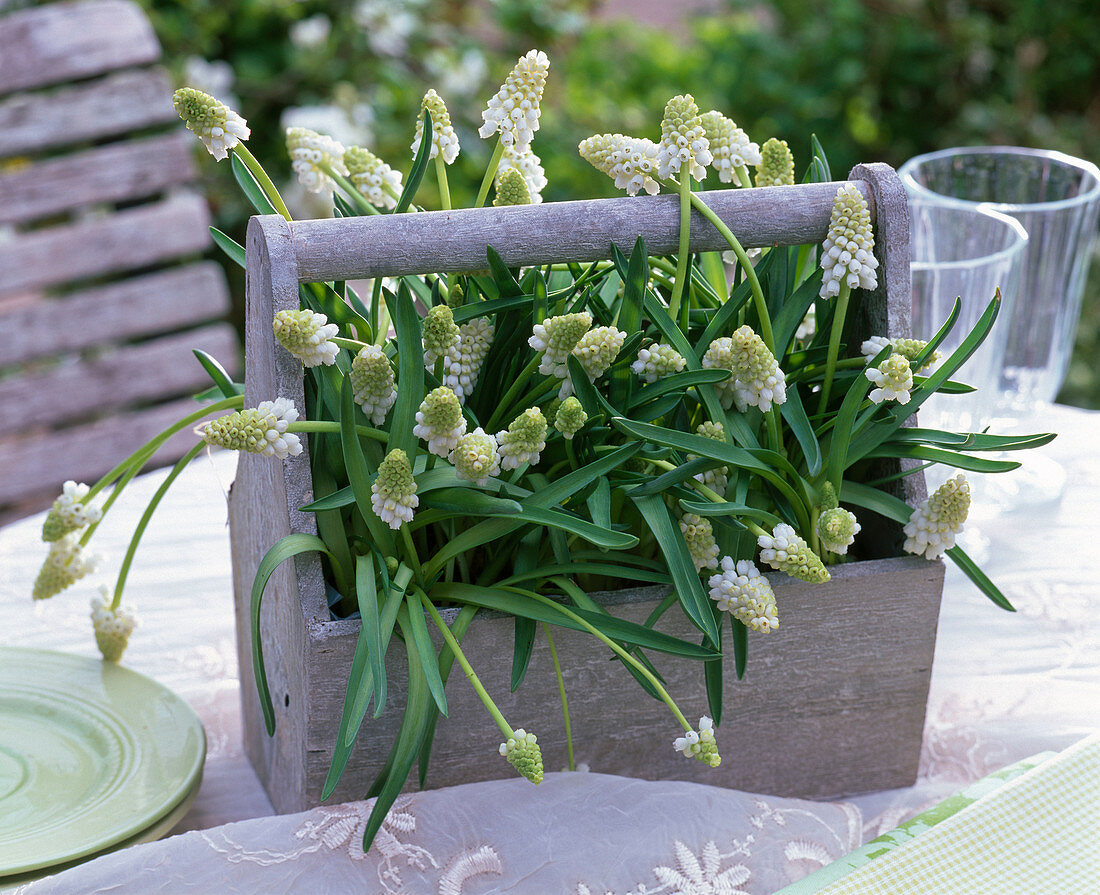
371, 449, 418, 529
698, 111, 761, 183
578, 133, 662, 197
657, 95, 713, 181
820, 183, 879, 299
344, 146, 403, 210
702, 326, 787, 412
757, 523, 830, 583
286, 126, 347, 193
478, 50, 549, 150
42, 481, 102, 542
350, 345, 398, 424
865, 354, 914, 405
673, 716, 721, 767
444, 318, 494, 402
707, 557, 779, 632
273, 309, 340, 368
904, 474, 971, 559
412, 89, 460, 164
202, 398, 303, 460
631, 343, 686, 383
173, 87, 250, 161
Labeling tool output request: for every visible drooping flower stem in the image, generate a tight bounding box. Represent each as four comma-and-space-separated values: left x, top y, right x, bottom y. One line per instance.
84, 395, 244, 504
233, 144, 292, 221
686, 191, 774, 354
817, 282, 852, 414
434, 155, 451, 211
512, 588, 693, 732
421, 592, 514, 738
474, 138, 506, 208
110, 441, 205, 609
542, 622, 574, 771
668, 167, 693, 327
286, 420, 389, 442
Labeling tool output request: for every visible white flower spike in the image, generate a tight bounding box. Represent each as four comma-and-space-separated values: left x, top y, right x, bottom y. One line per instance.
202, 398, 303, 460
708, 557, 779, 632
478, 50, 550, 151
173, 88, 250, 161
820, 183, 878, 299
286, 126, 347, 193
273, 309, 340, 368
904, 474, 971, 559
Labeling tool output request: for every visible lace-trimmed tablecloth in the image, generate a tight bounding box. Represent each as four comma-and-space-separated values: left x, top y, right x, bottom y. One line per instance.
2, 404, 1097, 894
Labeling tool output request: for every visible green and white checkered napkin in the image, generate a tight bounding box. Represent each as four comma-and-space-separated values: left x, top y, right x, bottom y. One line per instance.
785, 735, 1100, 894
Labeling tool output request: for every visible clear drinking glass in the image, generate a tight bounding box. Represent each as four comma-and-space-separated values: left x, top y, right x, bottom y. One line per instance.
899, 147, 1100, 414
908, 201, 1028, 433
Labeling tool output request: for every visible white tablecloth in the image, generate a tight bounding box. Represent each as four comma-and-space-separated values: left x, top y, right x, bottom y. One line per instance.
2, 404, 1097, 893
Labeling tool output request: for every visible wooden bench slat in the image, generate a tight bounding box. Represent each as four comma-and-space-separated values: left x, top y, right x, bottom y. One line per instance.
0, 68, 177, 157
0, 0, 161, 95
0, 194, 212, 296
0, 264, 231, 367
0, 398, 229, 507
0, 323, 240, 431
0, 131, 196, 225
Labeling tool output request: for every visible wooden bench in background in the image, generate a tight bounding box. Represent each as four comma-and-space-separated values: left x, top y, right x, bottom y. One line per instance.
0, 0, 241, 522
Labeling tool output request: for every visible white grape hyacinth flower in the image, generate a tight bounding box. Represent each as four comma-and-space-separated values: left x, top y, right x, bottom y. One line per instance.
286, 126, 347, 193
478, 49, 550, 151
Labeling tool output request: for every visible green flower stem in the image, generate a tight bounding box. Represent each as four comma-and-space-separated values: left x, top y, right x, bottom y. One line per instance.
474, 138, 506, 208
668, 167, 693, 325
685, 191, 774, 354
84, 396, 244, 503
485, 357, 541, 432
288, 420, 389, 442
434, 155, 451, 211
321, 164, 379, 216
421, 592, 514, 738
514, 588, 692, 733
542, 622, 574, 771
332, 336, 369, 352
400, 525, 425, 587
233, 144, 292, 221
110, 441, 205, 609
817, 282, 852, 414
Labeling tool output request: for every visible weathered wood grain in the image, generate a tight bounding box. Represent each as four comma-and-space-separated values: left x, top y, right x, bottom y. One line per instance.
289, 181, 876, 283
233, 167, 942, 814
0, 67, 177, 157
0, 397, 223, 506
0, 263, 231, 367
0, 323, 238, 430
0, 131, 196, 225
0, 194, 211, 296
0, 0, 160, 95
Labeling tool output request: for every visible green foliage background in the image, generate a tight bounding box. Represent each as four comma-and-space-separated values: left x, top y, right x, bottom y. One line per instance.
139, 0, 1100, 407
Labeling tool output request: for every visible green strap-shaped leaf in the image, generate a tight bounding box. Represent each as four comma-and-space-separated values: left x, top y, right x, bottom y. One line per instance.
385, 283, 425, 458
434, 582, 719, 659
231, 152, 278, 215
210, 227, 245, 268
630, 493, 720, 645
250, 533, 334, 735
394, 108, 431, 214
401, 600, 448, 716
192, 349, 243, 399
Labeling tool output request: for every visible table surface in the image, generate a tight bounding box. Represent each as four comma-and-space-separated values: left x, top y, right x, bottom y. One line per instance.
3, 403, 1097, 894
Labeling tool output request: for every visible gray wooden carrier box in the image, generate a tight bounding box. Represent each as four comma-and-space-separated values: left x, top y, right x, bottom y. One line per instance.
229, 163, 944, 815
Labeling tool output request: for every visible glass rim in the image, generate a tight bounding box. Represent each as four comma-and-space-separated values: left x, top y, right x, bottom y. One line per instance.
909, 202, 1029, 272
899, 145, 1100, 213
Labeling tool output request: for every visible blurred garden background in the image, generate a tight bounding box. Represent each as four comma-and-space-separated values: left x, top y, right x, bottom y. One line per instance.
141, 0, 1100, 407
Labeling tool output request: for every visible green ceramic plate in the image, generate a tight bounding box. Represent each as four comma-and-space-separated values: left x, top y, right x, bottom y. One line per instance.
0, 647, 206, 877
